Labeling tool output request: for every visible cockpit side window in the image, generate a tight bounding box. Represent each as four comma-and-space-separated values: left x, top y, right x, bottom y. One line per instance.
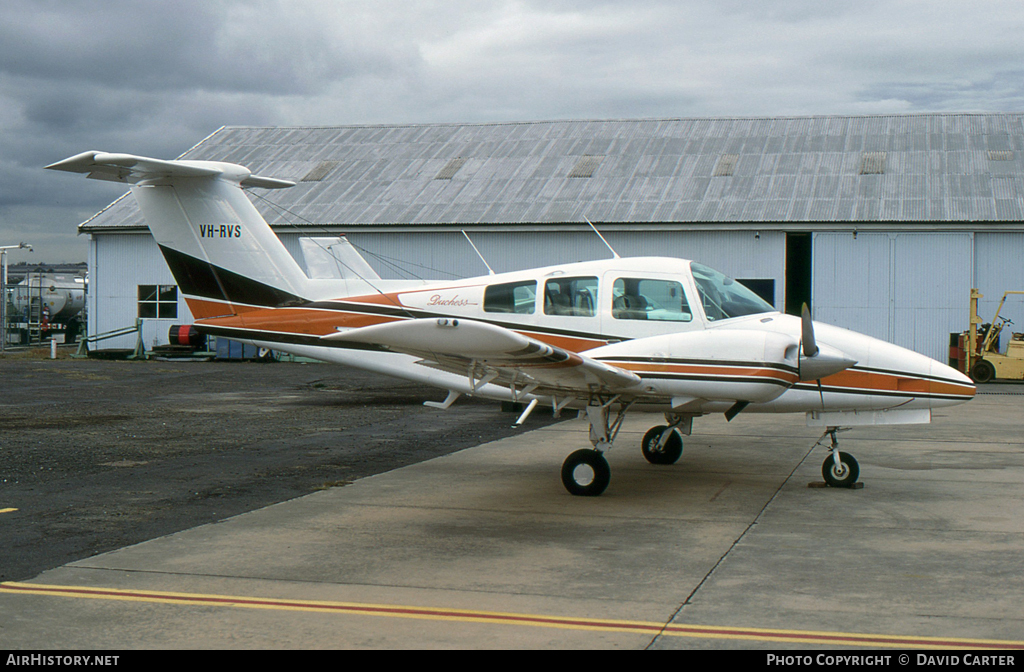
611, 278, 691, 322
690, 263, 774, 321
543, 276, 598, 317
483, 280, 536, 314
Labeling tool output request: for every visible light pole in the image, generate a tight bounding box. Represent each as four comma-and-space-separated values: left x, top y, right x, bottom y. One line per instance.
0, 243, 32, 353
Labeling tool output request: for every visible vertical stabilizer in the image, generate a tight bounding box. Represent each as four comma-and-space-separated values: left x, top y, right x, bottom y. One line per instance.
47, 152, 309, 317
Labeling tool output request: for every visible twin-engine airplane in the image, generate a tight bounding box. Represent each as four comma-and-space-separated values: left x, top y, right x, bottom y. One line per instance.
48, 151, 976, 496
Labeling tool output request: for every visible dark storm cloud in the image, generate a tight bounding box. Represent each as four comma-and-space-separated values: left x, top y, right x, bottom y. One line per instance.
0, 1, 398, 97
0, 1, 423, 260
3, 0, 1024, 261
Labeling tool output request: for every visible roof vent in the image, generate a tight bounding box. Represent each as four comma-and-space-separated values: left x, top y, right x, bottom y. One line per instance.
301, 161, 339, 182
435, 157, 468, 180
988, 150, 1014, 161
568, 155, 603, 178
713, 154, 739, 177
859, 152, 886, 175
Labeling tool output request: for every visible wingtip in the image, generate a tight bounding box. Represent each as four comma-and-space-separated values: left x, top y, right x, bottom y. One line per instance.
45, 151, 104, 172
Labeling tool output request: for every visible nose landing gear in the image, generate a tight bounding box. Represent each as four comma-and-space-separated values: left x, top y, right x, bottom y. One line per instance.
814, 427, 861, 488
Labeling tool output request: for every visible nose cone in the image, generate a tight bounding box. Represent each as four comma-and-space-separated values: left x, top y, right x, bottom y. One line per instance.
929, 358, 976, 406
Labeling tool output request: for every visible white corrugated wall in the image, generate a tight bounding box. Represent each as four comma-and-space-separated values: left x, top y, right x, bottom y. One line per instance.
89, 233, 193, 350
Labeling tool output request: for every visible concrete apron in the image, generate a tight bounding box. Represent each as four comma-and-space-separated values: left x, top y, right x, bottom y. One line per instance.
2, 392, 1023, 649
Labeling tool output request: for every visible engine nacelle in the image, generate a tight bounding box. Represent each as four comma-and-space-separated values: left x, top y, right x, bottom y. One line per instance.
592, 329, 801, 403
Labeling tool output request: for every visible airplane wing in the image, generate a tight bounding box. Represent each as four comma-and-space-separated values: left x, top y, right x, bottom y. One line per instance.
321, 318, 641, 394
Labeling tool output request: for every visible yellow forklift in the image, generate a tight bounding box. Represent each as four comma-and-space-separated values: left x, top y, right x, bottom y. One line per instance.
965, 289, 1024, 383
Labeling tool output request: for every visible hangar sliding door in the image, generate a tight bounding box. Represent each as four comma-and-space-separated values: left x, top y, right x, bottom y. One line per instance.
813, 232, 972, 361
974, 233, 1024, 334
812, 233, 893, 344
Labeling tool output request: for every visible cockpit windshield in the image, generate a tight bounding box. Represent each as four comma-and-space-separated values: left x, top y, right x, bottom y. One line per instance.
690, 263, 775, 321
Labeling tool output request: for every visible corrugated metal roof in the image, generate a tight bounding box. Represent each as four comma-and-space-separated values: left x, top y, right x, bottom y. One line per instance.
82, 113, 1024, 231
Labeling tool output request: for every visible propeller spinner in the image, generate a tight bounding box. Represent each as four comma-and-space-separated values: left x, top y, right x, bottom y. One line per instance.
799, 304, 857, 382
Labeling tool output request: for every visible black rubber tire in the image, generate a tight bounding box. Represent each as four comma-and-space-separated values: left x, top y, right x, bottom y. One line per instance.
822, 452, 860, 488
970, 359, 996, 384
561, 449, 611, 496
641, 426, 683, 465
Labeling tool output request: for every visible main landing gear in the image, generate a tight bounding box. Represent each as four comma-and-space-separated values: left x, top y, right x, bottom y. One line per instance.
641, 424, 684, 465
814, 427, 860, 488
560, 401, 691, 496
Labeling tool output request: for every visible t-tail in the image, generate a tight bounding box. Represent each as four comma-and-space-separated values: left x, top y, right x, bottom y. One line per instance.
46, 151, 310, 319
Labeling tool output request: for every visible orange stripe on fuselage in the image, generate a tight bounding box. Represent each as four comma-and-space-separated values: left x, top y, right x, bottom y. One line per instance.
614, 362, 799, 384
184, 297, 264, 319
517, 332, 608, 353
819, 369, 975, 398
194, 296, 611, 351
199, 307, 401, 336
342, 292, 407, 307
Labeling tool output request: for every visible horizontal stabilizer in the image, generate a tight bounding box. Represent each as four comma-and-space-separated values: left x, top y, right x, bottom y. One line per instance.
300, 237, 381, 281
45, 151, 295, 189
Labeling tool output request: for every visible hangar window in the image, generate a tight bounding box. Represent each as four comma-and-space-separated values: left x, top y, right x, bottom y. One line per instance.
735, 279, 776, 308
611, 278, 691, 322
138, 285, 178, 319
484, 280, 536, 314
544, 277, 598, 317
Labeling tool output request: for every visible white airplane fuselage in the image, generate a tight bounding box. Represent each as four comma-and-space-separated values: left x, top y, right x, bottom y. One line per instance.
192, 256, 974, 421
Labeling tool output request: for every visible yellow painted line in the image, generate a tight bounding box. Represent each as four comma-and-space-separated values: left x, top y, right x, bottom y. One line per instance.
0, 508, 17, 514
3, 582, 1024, 649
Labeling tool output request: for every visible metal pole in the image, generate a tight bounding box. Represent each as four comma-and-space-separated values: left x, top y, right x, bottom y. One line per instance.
0, 243, 33, 352
1, 249, 6, 353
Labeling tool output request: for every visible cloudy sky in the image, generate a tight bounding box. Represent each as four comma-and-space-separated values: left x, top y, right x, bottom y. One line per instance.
3, 0, 1024, 262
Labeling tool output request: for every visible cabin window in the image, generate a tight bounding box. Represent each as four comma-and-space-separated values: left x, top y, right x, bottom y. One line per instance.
483, 280, 536, 314
611, 278, 691, 322
543, 276, 598, 317
138, 285, 178, 319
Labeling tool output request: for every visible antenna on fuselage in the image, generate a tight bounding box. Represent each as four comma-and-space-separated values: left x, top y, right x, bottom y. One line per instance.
584, 216, 620, 259
462, 230, 495, 275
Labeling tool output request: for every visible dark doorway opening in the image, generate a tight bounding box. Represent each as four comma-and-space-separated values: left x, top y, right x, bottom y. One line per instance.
785, 232, 812, 316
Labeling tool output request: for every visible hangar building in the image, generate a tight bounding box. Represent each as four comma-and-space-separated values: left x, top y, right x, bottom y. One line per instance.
79, 113, 1024, 362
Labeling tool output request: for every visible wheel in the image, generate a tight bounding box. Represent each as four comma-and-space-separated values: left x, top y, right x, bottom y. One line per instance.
970, 359, 996, 383
641, 426, 683, 465
821, 452, 860, 488
561, 449, 611, 496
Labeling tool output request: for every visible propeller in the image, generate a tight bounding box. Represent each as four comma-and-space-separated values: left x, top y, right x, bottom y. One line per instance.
803, 304, 826, 409
801, 303, 818, 358
798, 304, 858, 409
